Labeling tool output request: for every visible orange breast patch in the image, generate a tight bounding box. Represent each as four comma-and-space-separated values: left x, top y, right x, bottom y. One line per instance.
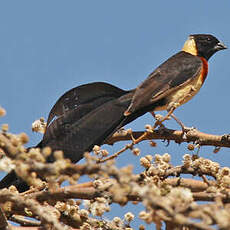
200, 57, 209, 83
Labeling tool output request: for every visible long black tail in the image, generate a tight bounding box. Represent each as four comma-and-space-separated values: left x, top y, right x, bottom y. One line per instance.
0, 82, 135, 191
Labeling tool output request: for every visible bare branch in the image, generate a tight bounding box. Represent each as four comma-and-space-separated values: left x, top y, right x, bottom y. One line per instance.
9, 215, 40, 227
107, 127, 230, 148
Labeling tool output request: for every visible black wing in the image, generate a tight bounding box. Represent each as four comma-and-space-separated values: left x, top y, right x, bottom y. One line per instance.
125, 51, 203, 114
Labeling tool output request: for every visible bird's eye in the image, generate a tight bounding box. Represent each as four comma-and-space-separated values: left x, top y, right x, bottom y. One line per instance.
207, 37, 211, 41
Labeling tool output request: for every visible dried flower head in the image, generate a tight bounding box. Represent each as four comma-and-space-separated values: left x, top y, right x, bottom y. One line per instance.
183, 154, 192, 168
187, 144, 195, 151
1, 124, 9, 132
145, 124, 153, 133
42, 146, 52, 157
32, 118, 47, 133
19, 132, 29, 144
54, 150, 64, 160
79, 209, 89, 218
132, 148, 140, 156
0, 106, 6, 117
140, 157, 151, 169
112, 217, 123, 227
124, 212, 134, 222
93, 145, 100, 155
162, 153, 171, 163
101, 149, 109, 157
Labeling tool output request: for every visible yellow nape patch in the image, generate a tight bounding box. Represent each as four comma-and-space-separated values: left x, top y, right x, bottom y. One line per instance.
182, 36, 197, 56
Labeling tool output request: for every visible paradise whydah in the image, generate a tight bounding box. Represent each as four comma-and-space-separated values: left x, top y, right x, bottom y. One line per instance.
0, 34, 227, 192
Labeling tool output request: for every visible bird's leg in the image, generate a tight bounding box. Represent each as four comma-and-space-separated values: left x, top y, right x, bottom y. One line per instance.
151, 104, 196, 139
131, 111, 166, 145
170, 113, 186, 131
170, 113, 196, 139
153, 107, 175, 129
150, 111, 155, 117
150, 112, 166, 129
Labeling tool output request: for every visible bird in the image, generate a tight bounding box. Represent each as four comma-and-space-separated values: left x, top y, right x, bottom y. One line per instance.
0, 34, 227, 192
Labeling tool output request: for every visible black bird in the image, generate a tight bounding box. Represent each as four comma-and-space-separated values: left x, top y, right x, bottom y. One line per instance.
0, 34, 227, 192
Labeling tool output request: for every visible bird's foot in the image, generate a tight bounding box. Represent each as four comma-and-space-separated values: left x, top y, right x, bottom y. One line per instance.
153, 113, 171, 130
181, 126, 197, 140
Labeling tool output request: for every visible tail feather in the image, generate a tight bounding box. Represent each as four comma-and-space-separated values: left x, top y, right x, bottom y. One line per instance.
0, 171, 29, 192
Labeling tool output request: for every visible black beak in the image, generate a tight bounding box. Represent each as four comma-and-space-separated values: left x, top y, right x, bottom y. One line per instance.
215, 41, 227, 51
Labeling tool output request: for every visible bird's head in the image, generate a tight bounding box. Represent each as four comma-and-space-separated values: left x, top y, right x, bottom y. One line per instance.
182, 34, 227, 60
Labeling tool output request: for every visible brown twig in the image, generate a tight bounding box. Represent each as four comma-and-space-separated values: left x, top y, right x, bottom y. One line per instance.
22, 178, 215, 203
0, 133, 19, 158
0, 206, 10, 230
27, 185, 98, 202
10, 227, 80, 230
9, 227, 43, 230
106, 127, 230, 148
54, 163, 101, 177
193, 192, 230, 202
97, 143, 133, 163
165, 178, 213, 192
160, 165, 217, 179
9, 215, 40, 227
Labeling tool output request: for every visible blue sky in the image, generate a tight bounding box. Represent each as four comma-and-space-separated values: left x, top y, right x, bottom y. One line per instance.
0, 1, 230, 229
